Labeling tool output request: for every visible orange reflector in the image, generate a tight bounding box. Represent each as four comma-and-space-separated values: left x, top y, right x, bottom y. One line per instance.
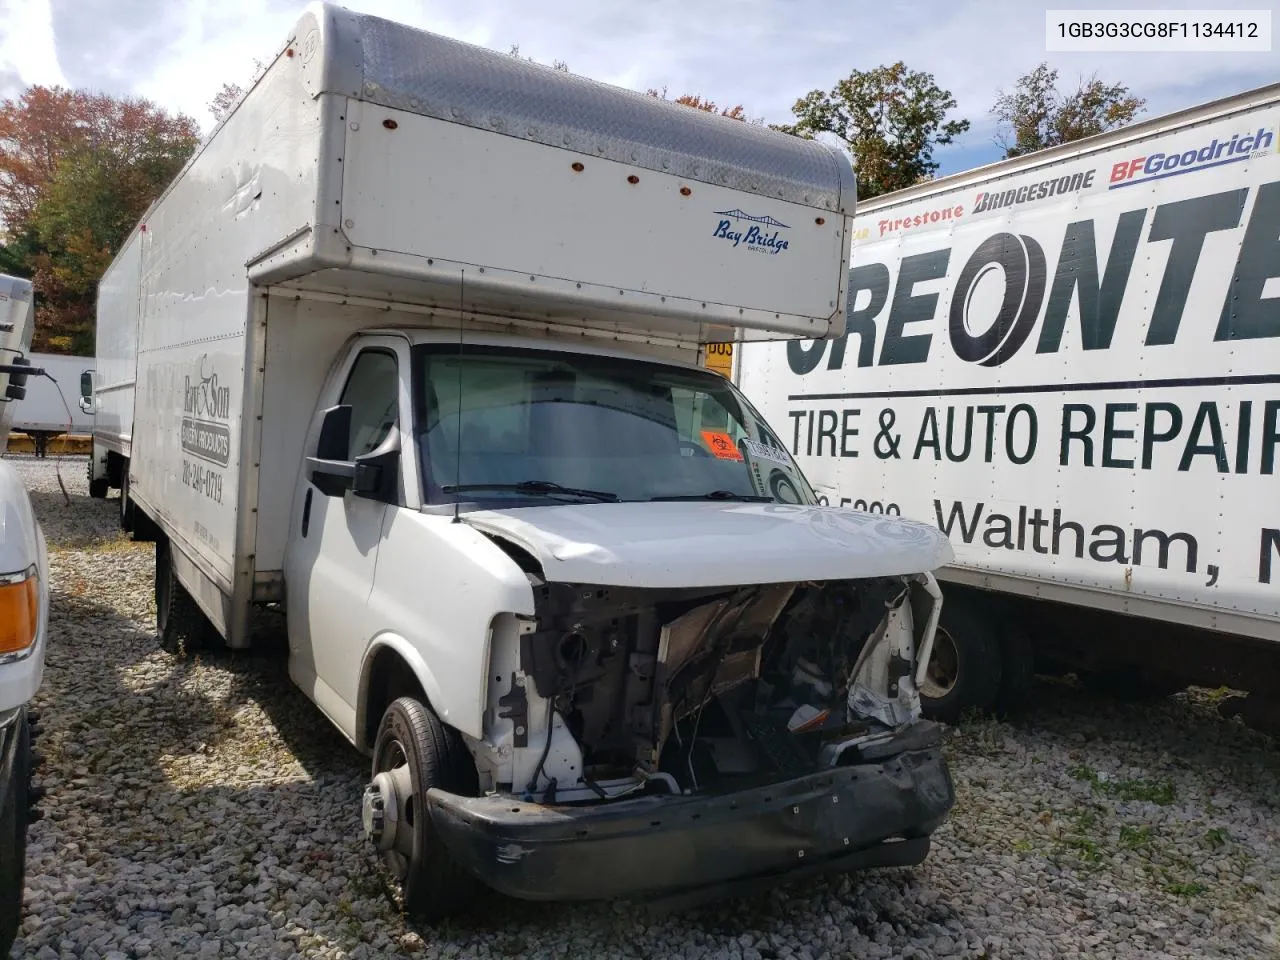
0, 572, 38, 655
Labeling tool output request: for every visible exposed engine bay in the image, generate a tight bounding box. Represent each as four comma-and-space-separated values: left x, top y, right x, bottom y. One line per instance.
474, 563, 942, 804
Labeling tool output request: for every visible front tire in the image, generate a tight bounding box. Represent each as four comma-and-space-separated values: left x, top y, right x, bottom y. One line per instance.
155, 540, 214, 655
367, 697, 481, 922
0, 713, 32, 957
87, 456, 109, 499
920, 597, 1003, 724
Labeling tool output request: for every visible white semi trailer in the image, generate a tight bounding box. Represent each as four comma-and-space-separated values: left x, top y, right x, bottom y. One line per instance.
83, 3, 958, 919
738, 83, 1280, 725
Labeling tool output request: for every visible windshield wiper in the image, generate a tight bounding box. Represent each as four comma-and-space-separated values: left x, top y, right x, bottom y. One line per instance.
650, 490, 773, 502
442, 480, 620, 502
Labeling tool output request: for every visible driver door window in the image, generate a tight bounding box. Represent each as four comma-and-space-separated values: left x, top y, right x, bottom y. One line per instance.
341, 350, 400, 460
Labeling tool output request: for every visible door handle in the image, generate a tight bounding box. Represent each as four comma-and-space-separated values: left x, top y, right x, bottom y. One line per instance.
301, 488, 314, 537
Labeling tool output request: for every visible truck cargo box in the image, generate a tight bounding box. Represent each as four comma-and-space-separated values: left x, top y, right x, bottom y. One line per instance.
98, 1, 858, 641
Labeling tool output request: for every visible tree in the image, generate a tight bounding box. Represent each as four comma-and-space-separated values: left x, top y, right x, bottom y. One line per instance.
0, 85, 199, 352
776, 62, 970, 200
645, 88, 755, 123
207, 59, 268, 125
508, 44, 568, 72
992, 63, 1145, 158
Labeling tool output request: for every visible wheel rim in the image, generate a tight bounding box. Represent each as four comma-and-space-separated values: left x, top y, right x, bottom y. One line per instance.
372, 738, 418, 880
922, 626, 960, 700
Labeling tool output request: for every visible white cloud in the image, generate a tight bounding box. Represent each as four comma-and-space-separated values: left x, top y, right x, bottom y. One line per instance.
0, 0, 68, 97
11, 0, 1279, 148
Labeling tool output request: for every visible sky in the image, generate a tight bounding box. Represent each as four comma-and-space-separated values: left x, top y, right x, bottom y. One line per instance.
0, 0, 1277, 178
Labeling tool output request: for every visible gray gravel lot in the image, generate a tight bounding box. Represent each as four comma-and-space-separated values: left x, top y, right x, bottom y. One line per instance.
6, 452, 1279, 959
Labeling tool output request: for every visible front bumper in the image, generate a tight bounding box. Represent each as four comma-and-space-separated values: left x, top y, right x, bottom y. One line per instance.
427, 726, 954, 906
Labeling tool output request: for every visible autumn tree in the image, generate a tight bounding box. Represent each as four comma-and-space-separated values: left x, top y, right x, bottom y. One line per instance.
992, 63, 1145, 158
775, 62, 970, 200
508, 44, 568, 72
645, 88, 753, 122
0, 85, 199, 352
207, 59, 268, 125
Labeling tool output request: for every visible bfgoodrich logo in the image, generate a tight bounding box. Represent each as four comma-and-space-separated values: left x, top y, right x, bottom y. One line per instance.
712, 209, 791, 255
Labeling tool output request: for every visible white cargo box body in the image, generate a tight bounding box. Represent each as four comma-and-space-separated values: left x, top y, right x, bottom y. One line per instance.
0, 275, 35, 453
740, 83, 1280, 642
93, 236, 144, 458
119, 2, 856, 636
11, 353, 93, 434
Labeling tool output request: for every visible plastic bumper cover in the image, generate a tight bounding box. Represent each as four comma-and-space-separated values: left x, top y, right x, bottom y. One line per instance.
426, 726, 954, 906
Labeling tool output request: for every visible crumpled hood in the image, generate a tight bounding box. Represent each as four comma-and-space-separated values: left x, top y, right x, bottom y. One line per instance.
464, 501, 954, 589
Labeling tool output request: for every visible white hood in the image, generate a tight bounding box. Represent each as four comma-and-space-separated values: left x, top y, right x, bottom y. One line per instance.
464, 501, 954, 589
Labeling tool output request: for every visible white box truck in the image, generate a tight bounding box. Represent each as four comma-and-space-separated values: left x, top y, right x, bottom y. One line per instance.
738, 83, 1280, 725
82, 3, 958, 918
7, 351, 94, 456
0, 272, 51, 956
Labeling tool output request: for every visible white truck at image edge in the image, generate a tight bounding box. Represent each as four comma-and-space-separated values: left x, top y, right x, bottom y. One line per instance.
0, 273, 51, 956
80, 2, 958, 919
737, 82, 1280, 723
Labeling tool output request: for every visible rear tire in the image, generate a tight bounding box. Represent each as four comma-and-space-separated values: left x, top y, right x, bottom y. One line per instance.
0, 713, 31, 958
920, 596, 1003, 724
371, 697, 482, 922
119, 466, 134, 532
155, 540, 214, 655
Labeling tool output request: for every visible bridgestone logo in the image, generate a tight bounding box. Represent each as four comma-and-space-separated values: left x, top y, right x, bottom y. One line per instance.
973, 169, 1097, 214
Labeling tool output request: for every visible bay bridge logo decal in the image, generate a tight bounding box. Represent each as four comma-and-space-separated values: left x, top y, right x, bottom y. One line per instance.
712, 209, 791, 255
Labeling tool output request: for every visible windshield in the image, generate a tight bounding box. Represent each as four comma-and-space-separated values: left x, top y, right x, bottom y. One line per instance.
413, 344, 816, 507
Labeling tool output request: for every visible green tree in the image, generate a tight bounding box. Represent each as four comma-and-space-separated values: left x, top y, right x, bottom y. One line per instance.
992, 63, 1145, 158
775, 62, 970, 200
0, 85, 199, 352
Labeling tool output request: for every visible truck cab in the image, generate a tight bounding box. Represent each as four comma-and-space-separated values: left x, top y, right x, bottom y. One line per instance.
276, 327, 956, 916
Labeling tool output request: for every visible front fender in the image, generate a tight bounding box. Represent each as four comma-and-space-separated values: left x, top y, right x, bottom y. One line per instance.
356, 632, 449, 750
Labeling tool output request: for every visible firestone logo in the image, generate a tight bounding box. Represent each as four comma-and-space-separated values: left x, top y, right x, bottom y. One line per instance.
878, 204, 964, 236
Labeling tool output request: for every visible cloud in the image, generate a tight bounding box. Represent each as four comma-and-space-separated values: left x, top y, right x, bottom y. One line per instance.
0, 0, 68, 94
11, 0, 1279, 152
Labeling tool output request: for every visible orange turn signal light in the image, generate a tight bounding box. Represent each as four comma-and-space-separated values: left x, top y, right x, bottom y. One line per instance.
0, 567, 39, 657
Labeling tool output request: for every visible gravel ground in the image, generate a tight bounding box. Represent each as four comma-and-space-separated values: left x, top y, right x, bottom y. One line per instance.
5, 452, 1279, 959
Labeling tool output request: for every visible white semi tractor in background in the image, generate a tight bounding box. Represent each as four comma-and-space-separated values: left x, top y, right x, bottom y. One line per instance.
739, 82, 1280, 726
0, 273, 50, 955
6, 351, 94, 457
80, 3, 958, 920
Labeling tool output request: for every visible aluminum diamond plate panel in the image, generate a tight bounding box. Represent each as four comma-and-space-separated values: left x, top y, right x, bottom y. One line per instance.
296, 3, 855, 213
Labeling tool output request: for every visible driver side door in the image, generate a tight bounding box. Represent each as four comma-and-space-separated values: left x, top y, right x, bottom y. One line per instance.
284, 341, 407, 734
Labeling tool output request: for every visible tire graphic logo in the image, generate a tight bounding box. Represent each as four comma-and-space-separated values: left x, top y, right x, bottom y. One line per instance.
949, 232, 1047, 368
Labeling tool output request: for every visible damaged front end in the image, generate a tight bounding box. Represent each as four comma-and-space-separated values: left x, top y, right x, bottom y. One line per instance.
427, 567, 956, 905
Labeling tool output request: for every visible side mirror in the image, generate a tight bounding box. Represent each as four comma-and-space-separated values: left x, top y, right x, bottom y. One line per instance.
353, 425, 401, 504
2, 356, 31, 401
79, 371, 95, 414
306, 404, 355, 497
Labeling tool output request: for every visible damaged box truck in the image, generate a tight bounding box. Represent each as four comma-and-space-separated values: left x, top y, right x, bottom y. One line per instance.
82, 3, 956, 917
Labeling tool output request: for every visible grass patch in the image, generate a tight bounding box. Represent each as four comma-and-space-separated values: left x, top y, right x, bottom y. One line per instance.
1202, 827, 1229, 849
1118, 825, 1154, 850
1163, 880, 1208, 897
1067, 764, 1176, 805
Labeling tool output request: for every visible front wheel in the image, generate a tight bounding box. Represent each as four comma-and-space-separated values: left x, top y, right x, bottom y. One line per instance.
0, 713, 32, 957
363, 697, 482, 922
87, 456, 109, 499
919, 598, 1003, 724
